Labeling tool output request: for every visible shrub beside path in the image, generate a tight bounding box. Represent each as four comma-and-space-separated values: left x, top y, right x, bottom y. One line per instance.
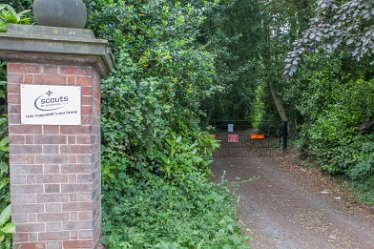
213, 148, 374, 249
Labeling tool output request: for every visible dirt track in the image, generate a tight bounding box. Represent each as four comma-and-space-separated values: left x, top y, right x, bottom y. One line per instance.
212, 148, 374, 249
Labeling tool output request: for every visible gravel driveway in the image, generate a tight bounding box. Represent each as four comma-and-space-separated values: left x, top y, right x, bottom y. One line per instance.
212, 148, 374, 249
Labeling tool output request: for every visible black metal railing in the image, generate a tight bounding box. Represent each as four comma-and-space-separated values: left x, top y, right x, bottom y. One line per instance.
210, 120, 289, 152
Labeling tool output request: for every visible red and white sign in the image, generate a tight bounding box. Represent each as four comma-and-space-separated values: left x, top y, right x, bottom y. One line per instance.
228, 134, 239, 143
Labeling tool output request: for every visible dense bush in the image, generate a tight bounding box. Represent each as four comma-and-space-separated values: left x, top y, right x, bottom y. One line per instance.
102, 174, 248, 248
0, 1, 251, 248
85, 0, 250, 246
283, 53, 374, 203
278, 0, 374, 203
99, 60, 248, 247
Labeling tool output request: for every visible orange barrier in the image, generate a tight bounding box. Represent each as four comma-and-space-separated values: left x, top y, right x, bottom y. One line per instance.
250, 134, 265, 140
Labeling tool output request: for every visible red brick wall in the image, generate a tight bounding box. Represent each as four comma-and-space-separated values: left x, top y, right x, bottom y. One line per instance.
7, 63, 102, 249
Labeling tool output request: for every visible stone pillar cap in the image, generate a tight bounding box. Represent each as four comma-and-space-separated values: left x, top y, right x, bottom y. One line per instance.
0, 24, 115, 77
33, 0, 88, 29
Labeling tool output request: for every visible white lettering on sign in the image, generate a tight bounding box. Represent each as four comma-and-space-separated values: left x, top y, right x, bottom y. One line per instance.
21, 84, 81, 125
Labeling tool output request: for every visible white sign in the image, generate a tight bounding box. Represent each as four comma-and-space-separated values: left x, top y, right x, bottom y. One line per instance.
21, 84, 81, 125
228, 124, 234, 133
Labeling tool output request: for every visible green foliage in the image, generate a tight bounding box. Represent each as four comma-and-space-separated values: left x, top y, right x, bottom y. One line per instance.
0, 3, 32, 248
250, 82, 266, 128
99, 47, 249, 247
203, 0, 263, 121
0, 80, 10, 249
286, 0, 374, 76
286, 54, 373, 173
0, 1, 32, 12
0, 4, 31, 31
161, 131, 218, 181
84, 0, 250, 247
0, 205, 15, 249
353, 174, 374, 206
204, 0, 317, 123
0, 58, 11, 249
0, 0, 250, 247
281, 0, 374, 206
0, 116, 10, 236
229, 0, 374, 203
282, 52, 374, 203
102, 171, 249, 249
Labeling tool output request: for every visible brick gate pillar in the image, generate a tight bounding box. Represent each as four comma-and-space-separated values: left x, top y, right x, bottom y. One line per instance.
0, 24, 114, 249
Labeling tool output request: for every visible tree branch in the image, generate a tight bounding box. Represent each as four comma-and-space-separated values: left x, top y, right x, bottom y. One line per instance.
358, 119, 374, 135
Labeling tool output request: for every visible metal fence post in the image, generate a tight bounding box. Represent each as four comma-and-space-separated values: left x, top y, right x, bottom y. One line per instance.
283, 121, 289, 153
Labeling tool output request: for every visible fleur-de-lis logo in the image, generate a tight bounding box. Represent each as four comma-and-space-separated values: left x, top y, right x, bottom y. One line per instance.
46, 90, 53, 97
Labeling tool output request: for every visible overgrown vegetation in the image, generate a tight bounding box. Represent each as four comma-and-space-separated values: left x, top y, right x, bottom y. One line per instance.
85, 1, 250, 246
1, 0, 373, 247
0, 1, 251, 248
284, 0, 374, 204
286, 52, 374, 204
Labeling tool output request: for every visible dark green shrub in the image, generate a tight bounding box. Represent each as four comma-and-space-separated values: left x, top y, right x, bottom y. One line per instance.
86, 1, 251, 247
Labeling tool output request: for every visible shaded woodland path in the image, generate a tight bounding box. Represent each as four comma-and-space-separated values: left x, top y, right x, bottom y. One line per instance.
212, 148, 374, 249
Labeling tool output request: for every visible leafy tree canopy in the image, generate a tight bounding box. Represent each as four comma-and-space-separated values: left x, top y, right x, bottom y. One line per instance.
286, 0, 374, 77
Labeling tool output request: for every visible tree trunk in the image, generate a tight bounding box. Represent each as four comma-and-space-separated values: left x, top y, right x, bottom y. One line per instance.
268, 80, 288, 121
263, 7, 288, 123
205, 97, 216, 126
